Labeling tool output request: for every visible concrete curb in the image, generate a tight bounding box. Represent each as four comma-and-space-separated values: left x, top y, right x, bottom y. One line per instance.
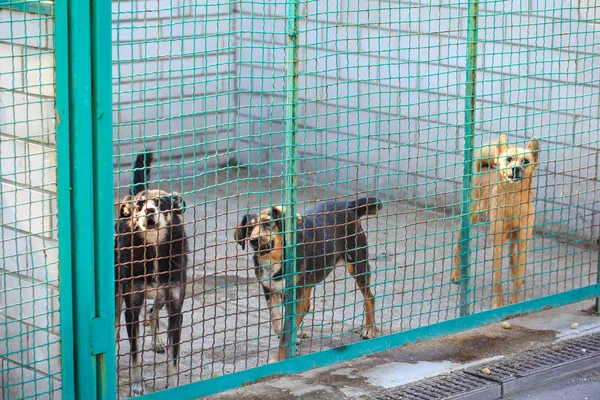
496, 354, 600, 398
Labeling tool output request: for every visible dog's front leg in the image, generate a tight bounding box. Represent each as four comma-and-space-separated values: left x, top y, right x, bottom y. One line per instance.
510, 226, 532, 304
165, 290, 184, 389
490, 222, 506, 309
115, 293, 122, 343
274, 287, 307, 361
150, 297, 166, 353
125, 293, 144, 396
452, 213, 479, 283
268, 291, 283, 337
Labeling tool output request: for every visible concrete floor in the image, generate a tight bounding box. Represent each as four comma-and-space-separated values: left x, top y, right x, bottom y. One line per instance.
114, 167, 599, 397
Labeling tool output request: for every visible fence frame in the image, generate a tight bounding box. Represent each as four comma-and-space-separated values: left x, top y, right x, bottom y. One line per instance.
55, 0, 116, 398
281, 0, 301, 360
41, 0, 600, 399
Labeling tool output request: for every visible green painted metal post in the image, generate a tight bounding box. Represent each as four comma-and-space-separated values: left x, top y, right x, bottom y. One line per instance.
458, 0, 480, 317
66, 0, 98, 396
56, 0, 115, 398
91, 0, 117, 397
282, 0, 301, 359
55, 0, 75, 397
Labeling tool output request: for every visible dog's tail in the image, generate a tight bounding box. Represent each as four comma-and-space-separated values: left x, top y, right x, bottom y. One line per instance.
132, 151, 154, 196
349, 197, 382, 219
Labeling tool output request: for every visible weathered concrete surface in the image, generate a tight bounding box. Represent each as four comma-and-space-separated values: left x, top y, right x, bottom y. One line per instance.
113, 168, 599, 398
209, 301, 600, 399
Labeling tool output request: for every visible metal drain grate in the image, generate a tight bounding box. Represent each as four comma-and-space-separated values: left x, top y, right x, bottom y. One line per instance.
361, 332, 600, 400
362, 372, 501, 400
464, 332, 600, 383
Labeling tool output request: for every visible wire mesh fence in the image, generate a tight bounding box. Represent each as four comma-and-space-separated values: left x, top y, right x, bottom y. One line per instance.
108, 0, 600, 398
0, 2, 60, 399
1, 0, 600, 399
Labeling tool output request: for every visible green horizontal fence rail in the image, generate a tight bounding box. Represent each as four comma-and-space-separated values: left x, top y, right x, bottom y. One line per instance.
2, 0, 600, 399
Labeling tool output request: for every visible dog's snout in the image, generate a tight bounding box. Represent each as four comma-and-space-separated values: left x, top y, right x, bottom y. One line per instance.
512, 167, 524, 179
249, 238, 274, 255
147, 207, 157, 215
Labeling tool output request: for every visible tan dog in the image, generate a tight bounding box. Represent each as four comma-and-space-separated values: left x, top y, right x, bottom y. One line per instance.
451, 134, 540, 308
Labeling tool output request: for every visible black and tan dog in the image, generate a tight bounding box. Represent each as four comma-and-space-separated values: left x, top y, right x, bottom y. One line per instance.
234, 197, 382, 360
451, 134, 540, 308
115, 151, 188, 395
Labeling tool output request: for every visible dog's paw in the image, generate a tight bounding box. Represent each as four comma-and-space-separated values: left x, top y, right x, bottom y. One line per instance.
153, 336, 167, 353
360, 325, 379, 340
509, 293, 521, 305
450, 270, 461, 285
272, 348, 287, 362
491, 299, 505, 309
153, 345, 166, 354
131, 383, 144, 397
276, 332, 308, 344
166, 364, 178, 388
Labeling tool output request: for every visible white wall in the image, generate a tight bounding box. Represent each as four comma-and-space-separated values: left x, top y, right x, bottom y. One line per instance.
236, 0, 600, 243
0, 8, 61, 398
111, 0, 239, 186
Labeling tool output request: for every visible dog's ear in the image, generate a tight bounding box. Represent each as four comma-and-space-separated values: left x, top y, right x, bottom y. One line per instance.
497, 134, 508, 155
270, 206, 302, 231
270, 206, 285, 232
527, 138, 540, 163
119, 195, 133, 218
234, 214, 251, 250
170, 193, 186, 214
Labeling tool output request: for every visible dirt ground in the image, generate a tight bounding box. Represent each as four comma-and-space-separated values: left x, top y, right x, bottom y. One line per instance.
115, 167, 598, 397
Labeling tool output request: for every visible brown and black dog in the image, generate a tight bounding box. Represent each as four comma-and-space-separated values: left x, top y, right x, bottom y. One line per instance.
115, 152, 188, 395
234, 197, 382, 360
452, 134, 540, 308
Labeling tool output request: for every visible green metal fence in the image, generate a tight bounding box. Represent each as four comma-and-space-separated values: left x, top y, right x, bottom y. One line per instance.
1, 0, 600, 399
0, 1, 60, 399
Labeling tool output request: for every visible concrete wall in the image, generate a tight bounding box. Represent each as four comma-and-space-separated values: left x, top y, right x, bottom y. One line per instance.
0, 8, 61, 398
111, 0, 239, 184
236, 0, 600, 244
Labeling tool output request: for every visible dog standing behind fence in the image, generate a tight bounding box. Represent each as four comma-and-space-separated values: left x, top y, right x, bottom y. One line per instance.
234, 197, 382, 361
115, 151, 188, 396
451, 134, 540, 308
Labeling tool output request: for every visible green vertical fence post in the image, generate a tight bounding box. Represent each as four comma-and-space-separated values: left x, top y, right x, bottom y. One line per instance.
282, 0, 301, 359
91, 0, 116, 397
55, 0, 75, 397
458, 0, 480, 317
56, 0, 115, 398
